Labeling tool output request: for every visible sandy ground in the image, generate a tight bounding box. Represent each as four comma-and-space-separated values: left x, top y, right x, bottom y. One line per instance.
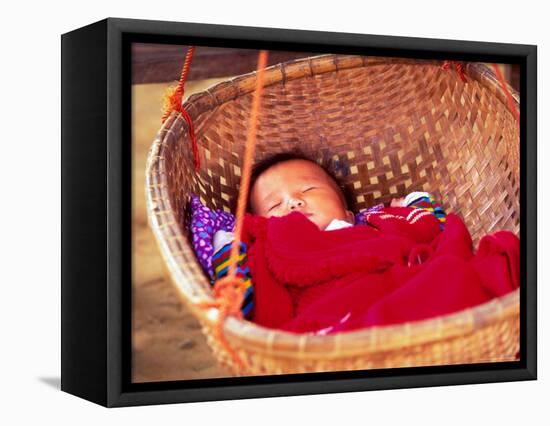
132, 79, 233, 382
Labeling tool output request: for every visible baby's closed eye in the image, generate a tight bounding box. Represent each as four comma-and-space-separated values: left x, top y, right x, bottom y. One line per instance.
268, 202, 282, 212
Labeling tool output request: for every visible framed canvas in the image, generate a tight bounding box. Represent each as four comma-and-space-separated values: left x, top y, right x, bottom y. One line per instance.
61, 17, 537, 407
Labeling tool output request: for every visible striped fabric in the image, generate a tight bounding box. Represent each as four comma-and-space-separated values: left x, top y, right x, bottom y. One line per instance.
211, 241, 254, 318
406, 195, 447, 229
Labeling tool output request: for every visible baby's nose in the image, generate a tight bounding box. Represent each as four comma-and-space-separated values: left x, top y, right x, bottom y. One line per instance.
288, 198, 305, 210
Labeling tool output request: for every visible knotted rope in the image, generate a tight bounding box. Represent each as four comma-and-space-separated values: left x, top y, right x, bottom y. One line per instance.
442, 60, 467, 83
162, 46, 200, 169
197, 51, 269, 371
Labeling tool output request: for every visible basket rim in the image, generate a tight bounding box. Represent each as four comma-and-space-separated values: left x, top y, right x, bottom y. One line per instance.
145, 54, 520, 359
181, 54, 519, 124
219, 289, 518, 358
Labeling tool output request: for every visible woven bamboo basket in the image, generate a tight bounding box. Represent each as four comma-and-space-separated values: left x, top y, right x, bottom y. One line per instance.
146, 54, 520, 376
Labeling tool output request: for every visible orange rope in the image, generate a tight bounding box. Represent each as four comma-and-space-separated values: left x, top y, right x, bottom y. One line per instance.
198, 50, 270, 372
491, 64, 520, 125
228, 51, 269, 279
162, 46, 200, 169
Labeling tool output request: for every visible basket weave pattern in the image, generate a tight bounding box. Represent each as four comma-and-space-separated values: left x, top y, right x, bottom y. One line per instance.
146, 55, 520, 375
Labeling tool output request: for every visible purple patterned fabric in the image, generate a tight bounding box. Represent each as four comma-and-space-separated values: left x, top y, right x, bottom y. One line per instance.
355, 203, 385, 225
190, 195, 235, 278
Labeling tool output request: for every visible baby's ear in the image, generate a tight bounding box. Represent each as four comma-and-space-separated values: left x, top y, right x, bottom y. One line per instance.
345, 210, 355, 224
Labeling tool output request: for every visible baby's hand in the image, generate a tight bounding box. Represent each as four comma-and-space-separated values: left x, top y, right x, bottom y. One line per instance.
390, 197, 405, 207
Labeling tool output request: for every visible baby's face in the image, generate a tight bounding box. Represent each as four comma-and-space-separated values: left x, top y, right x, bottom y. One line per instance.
250, 159, 353, 230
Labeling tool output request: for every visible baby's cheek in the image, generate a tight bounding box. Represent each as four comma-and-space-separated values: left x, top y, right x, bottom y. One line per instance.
266, 211, 286, 219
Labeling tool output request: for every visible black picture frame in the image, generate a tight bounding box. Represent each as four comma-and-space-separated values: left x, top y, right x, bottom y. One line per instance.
61, 17, 537, 407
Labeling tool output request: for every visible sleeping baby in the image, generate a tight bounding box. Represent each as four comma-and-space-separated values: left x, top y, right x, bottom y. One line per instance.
203, 151, 518, 334
248, 152, 357, 231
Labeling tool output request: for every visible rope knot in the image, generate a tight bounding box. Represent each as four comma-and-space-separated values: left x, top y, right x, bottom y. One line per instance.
196, 51, 269, 374
197, 275, 248, 371
162, 85, 184, 120
211, 276, 248, 318
441, 60, 467, 83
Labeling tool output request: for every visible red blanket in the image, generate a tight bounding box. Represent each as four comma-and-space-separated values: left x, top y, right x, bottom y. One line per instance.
240, 208, 519, 334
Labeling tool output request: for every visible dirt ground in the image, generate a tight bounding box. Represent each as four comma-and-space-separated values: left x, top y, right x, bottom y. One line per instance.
131, 79, 233, 382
